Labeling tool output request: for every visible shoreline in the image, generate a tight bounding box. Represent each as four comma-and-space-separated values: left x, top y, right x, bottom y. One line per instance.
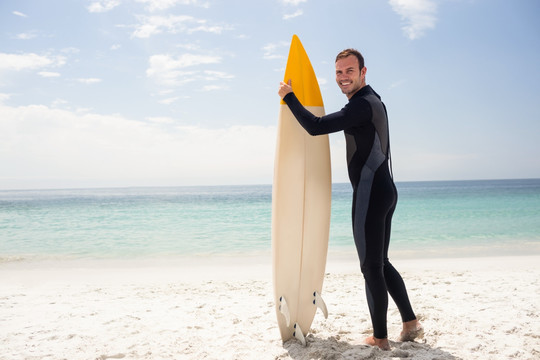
1, 255, 539, 359
2, 247, 539, 271
3, 239, 540, 265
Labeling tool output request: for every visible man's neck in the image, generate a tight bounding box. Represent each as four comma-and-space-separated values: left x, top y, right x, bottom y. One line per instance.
347, 83, 367, 99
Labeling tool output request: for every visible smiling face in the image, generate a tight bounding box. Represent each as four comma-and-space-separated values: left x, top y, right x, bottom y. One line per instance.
335, 55, 366, 99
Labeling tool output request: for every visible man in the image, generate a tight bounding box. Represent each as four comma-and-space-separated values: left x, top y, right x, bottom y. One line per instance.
278, 49, 423, 350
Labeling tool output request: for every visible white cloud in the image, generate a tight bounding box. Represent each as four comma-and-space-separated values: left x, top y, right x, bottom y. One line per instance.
51, 98, 69, 108
149, 53, 221, 69
76, 78, 102, 84
317, 77, 327, 86
202, 70, 234, 80
146, 54, 224, 87
38, 71, 61, 78
262, 41, 289, 60
13, 11, 28, 17
283, 9, 303, 20
87, 0, 121, 13
201, 84, 226, 91
389, 79, 407, 89
187, 24, 230, 34
158, 96, 182, 104
0, 52, 66, 71
75, 107, 94, 113
0, 93, 11, 102
132, 14, 230, 38
146, 116, 176, 124
135, 0, 204, 12
15, 32, 38, 40
393, 150, 481, 181
281, 0, 307, 5
389, 0, 437, 40
60, 47, 81, 55
0, 104, 276, 188
132, 14, 194, 38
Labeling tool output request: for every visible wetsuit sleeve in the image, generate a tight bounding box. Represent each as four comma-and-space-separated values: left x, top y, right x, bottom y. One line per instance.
283, 92, 371, 135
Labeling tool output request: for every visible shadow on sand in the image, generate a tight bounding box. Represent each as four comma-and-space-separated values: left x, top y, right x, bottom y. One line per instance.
279, 334, 459, 360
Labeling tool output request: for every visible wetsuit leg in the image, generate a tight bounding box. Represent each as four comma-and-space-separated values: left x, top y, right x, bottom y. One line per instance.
382, 187, 417, 323
352, 164, 416, 339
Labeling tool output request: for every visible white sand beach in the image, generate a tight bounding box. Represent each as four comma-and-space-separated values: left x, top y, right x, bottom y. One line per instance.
1, 254, 539, 360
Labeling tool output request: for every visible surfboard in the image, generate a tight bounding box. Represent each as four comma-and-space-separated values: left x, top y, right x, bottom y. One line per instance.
271, 35, 332, 345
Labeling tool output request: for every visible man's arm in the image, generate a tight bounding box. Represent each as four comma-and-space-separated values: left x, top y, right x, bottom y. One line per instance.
279, 84, 371, 135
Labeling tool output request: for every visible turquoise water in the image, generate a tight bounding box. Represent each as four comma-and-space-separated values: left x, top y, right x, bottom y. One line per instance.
1, 179, 539, 261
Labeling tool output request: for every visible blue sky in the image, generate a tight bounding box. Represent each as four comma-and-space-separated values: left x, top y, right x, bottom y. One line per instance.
1, 0, 539, 189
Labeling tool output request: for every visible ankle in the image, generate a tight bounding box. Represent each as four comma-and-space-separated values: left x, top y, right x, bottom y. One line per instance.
400, 320, 424, 342
403, 319, 421, 331
364, 336, 391, 351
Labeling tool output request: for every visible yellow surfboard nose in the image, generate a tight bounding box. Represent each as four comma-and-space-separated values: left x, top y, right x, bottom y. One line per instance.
280, 35, 324, 107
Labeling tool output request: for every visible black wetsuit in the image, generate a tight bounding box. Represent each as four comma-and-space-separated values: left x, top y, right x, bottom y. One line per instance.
283, 85, 416, 339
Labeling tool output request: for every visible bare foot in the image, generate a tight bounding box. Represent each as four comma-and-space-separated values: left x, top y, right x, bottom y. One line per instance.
364, 336, 391, 351
399, 319, 424, 342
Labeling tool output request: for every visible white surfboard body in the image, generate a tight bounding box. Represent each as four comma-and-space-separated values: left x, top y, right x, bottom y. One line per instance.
272, 35, 332, 343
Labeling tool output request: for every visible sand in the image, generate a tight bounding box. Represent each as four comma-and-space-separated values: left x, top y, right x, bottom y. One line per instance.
1, 254, 539, 360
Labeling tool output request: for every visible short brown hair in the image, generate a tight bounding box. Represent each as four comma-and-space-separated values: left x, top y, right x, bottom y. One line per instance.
335, 49, 364, 70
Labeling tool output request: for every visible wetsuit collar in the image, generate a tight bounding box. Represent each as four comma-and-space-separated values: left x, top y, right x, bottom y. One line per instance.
350, 85, 379, 100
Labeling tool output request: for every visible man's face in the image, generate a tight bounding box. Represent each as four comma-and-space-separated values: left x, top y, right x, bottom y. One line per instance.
335, 55, 366, 99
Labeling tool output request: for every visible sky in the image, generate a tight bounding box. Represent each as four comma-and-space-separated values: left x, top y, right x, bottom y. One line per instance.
1, 0, 539, 190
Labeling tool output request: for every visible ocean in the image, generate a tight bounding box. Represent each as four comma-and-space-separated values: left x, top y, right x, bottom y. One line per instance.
1, 179, 539, 262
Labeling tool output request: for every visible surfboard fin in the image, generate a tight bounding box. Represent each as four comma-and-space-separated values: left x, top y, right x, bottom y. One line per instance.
313, 291, 328, 319
293, 323, 306, 346
278, 296, 291, 327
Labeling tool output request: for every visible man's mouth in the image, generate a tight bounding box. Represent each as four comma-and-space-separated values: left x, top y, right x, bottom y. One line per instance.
340, 81, 351, 86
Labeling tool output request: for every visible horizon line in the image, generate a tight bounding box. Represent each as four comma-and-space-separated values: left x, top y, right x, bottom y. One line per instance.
1, 177, 539, 192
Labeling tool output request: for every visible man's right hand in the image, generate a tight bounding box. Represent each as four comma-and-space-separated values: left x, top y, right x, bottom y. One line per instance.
278, 79, 293, 99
